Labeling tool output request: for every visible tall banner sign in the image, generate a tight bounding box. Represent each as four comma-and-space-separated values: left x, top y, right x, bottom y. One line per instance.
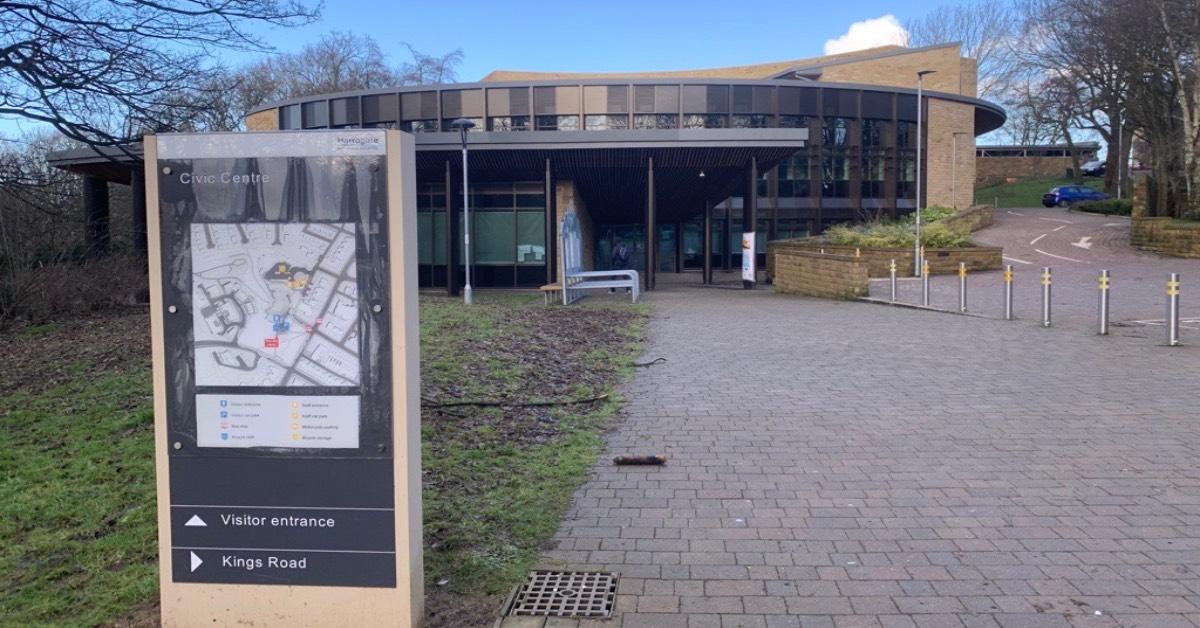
145, 130, 422, 627
741, 232, 756, 283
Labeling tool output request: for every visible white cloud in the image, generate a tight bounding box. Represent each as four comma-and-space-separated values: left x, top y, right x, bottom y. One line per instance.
824, 15, 910, 56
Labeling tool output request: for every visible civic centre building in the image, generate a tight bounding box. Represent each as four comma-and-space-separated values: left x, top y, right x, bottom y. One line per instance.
52, 43, 1004, 292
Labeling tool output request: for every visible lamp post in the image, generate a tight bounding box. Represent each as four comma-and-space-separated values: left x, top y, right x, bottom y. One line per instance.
451, 118, 476, 304
914, 69, 936, 277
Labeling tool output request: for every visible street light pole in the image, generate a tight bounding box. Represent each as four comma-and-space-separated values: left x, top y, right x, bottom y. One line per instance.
451, 118, 476, 304
914, 69, 936, 277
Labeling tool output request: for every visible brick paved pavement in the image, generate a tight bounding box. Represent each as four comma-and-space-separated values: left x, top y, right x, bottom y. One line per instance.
509, 273, 1200, 628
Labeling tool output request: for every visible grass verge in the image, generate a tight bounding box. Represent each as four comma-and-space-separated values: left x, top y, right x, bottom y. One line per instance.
976, 176, 1104, 208
0, 294, 647, 628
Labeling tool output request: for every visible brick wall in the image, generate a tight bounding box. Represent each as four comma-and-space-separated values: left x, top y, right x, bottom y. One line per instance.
822, 47, 974, 97
926, 100, 976, 210
245, 108, 278, 131
773, 250, 869, 299
1131, 217, 1200, 257
767, 240, 1002, 279
976, 156, 1076, 183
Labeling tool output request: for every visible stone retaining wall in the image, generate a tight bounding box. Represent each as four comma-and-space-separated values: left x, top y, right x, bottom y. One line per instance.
767, 241, 1003, 279
1131, 217, 1200, 258
940, 205, 994, 232
773, 250, 869, 299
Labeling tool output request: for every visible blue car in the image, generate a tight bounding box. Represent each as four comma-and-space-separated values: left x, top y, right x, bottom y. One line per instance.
1042, 185, 1110, 207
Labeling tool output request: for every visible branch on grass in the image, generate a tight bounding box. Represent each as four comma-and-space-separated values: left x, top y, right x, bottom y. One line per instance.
422, 393, 609, 409
633, 357, 666, 368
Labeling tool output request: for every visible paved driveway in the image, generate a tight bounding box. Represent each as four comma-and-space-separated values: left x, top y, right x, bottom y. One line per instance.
535, 279, 1200, 628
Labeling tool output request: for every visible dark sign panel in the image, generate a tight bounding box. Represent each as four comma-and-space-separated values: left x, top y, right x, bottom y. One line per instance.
155, 131, 396, 587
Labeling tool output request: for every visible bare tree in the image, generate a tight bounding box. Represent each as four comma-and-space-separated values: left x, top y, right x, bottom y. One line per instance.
0, 0, 320, 148
208, 35, 466, 131
905, 1, 1022, 100
1151, 0, 1200, 212
398, 43, 464, 85
1002, 80, 1068, 145
1017, 0, 1135, 196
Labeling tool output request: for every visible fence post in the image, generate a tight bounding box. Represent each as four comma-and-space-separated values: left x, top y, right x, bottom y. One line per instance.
921, 258, 931, 307
1098, 269, 1110, 335
1168, 273, 1181, 346
889, 258, 897, 302
1041, 267, 1052, 327
958, 262, 968, 313
1003, 264, 1014, 321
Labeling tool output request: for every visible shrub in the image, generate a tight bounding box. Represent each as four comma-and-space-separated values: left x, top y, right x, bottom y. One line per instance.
824, 221, 973, 248
0, 255, 148, 328
1076, 199, 1132, 216
897, 205, 958, 225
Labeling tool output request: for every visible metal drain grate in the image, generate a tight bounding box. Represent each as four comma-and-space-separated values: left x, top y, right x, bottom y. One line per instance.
505, 570, 618, 618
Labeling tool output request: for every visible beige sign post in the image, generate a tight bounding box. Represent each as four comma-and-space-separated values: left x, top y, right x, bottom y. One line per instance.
144, 129, 422, 627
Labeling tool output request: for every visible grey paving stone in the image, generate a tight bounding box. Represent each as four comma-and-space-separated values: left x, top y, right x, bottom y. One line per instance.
531, 259, 1200, 626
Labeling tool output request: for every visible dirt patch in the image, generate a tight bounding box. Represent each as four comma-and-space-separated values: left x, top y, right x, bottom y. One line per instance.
0, 309, 151, 398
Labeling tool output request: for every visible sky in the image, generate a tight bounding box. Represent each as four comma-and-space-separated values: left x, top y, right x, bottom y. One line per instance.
3, 0, 948, 141
234, 0, 934, 80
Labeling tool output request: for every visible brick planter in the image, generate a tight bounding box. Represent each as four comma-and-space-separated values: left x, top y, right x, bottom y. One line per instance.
1132, 217, 1200, 258
766, 241, 1003, 280
773, 249, 868, 299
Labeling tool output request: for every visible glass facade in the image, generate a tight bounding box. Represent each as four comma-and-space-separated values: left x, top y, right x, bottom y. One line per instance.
268, 79, 1004, 287
634, 113, 678, 129
416, 181, 547, 288
535, 115, 580, 131
584, 114, 630, 130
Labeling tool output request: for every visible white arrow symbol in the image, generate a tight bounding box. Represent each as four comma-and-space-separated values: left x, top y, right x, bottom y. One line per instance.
184, 515, 207, 527
1072, 236, 1093, 250
189, 551, 203, 572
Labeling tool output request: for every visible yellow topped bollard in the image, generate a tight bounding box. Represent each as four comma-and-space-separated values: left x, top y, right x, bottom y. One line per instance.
921, 258, 931, 307
1003, 264, 1014, 320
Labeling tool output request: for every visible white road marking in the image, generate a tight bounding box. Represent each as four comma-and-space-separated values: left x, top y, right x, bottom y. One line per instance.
1072, 236, 1093, 250
1035, 248, 1086, 263
1030, 233, 1048, 245
1038, 217, 1074, 224
1052, 225, 1067, 232
1003, 255, 1033, 265
1104, 222, 1125, 227
1007, 210, 1026, 216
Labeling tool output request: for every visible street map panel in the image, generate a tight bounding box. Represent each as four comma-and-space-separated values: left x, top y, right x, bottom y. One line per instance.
191, 223, 360, 387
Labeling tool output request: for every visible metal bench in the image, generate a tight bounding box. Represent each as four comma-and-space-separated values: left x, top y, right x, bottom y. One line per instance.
552, 210, 639, 305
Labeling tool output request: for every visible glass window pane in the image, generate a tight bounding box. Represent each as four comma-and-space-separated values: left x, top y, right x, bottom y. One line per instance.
516, 212, 546, 264
432, 212, 447, 264
417, 212, 433, 264
474, 212, 515, 263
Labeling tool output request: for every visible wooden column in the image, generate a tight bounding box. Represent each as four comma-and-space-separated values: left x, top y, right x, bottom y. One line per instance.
703, 199, 713, 285
743, 156, 758, 289
82, 175, 110, 258
645, 156, 655, 291
444, 160, 459, 296
130, 167, 148, 258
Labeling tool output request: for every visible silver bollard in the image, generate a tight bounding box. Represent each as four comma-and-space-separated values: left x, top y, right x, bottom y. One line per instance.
1168, 273, 1181, 346
1040, 267, 1052, 327
958, 262, 968, 313
1098, 269, 1111, 335
1003, 265, 1014, 320
889, 258, 897, 302
921, 258, 931, 307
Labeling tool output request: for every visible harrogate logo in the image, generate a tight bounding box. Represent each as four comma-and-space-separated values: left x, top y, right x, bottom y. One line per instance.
334, 134, 382, 152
